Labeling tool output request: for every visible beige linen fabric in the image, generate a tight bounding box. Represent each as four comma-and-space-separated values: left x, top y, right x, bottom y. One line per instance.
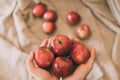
0, 0, 120, 80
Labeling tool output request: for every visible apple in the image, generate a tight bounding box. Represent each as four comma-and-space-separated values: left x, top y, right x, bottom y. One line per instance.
67, 11, 80, 25
42, 21, 55, 34
34, 47, 54, 68
52, 57, 74, 77
70, 42, 90, 64
43, 10, 57, 22
50, 34, 72, 56
77, 24, 91, 39
32, 3, 47, 17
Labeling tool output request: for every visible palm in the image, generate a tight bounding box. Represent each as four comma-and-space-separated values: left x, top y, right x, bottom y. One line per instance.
64, 48, 95, 80
63, 65, 90, 80
26, 38, 59, 80
31, 67, 52, 80
26, 51, 58, 80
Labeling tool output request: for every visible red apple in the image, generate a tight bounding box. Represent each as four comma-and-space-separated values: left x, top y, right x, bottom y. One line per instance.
52, 57, 74, 77
42, 21, 55, 34
50, 34, 72, 56
43, 10, 57, 22
77, 24, 91, 39
34, 47, 54, 68
32, 3, 47, 17
67, 11, 80, 25
70, 42, 90, 64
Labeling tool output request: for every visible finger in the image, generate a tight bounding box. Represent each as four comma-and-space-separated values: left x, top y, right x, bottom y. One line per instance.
50, 70, 59, 79
47, 37, 53, 48
26, 52, 37, 71
70, 37, 80, 44
86, 48, 96, 66
40, 39, 48, 47
27, 52, 35, 62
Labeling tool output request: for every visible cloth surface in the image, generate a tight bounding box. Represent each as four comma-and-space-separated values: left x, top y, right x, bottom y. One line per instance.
0, 0, 120, 80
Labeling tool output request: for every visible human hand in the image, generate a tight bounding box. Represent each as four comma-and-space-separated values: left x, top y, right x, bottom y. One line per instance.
63, 38, 96, 80
26, 39, 58, 80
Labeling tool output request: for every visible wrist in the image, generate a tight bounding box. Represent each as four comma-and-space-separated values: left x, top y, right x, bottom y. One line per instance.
50, 76, 58, 80
72, 74, 86, 80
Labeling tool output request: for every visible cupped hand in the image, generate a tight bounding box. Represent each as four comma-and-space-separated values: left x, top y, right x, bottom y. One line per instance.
63, 39, 96, 80
26, 39, 58, 80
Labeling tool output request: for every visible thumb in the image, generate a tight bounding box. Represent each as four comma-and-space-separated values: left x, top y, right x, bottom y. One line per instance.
86, 48, 96, 67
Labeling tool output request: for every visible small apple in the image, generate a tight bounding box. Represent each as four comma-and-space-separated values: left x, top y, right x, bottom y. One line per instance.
77, 24, 91, 39
32, 3, 47, 17
52, 57, 74, 77
42, 21, 55, 34
67, 11, 80, 25
43, 10, 57, 22
50, 34, 72, 56
70, 42, 90, 64
34, 47, 54, 68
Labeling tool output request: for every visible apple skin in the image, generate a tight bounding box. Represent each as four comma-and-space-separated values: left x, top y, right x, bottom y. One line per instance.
77, 24, 91, 39
52, 57, 74, 77
32, 3, 47, 17
50, 34, 72, 56
70, 42, 90, 64
34, 47, 54, 68
42, 21, 55, 34
43, 10, 57, 22
67, 11, 80, 25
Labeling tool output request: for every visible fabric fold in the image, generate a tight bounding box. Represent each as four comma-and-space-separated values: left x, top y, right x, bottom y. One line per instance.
0, 0, 120, 80
107, 0, 120, 26
13, 4, 40, 53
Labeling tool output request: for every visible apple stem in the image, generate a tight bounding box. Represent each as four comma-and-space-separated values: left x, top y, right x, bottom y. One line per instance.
60, 77, 62, 80
58, 38, 62, 44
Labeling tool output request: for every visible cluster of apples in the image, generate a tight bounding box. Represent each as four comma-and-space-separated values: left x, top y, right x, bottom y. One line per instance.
32, 3, 91, 39
34, 34, 90, 78
32, 3, 57, 34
